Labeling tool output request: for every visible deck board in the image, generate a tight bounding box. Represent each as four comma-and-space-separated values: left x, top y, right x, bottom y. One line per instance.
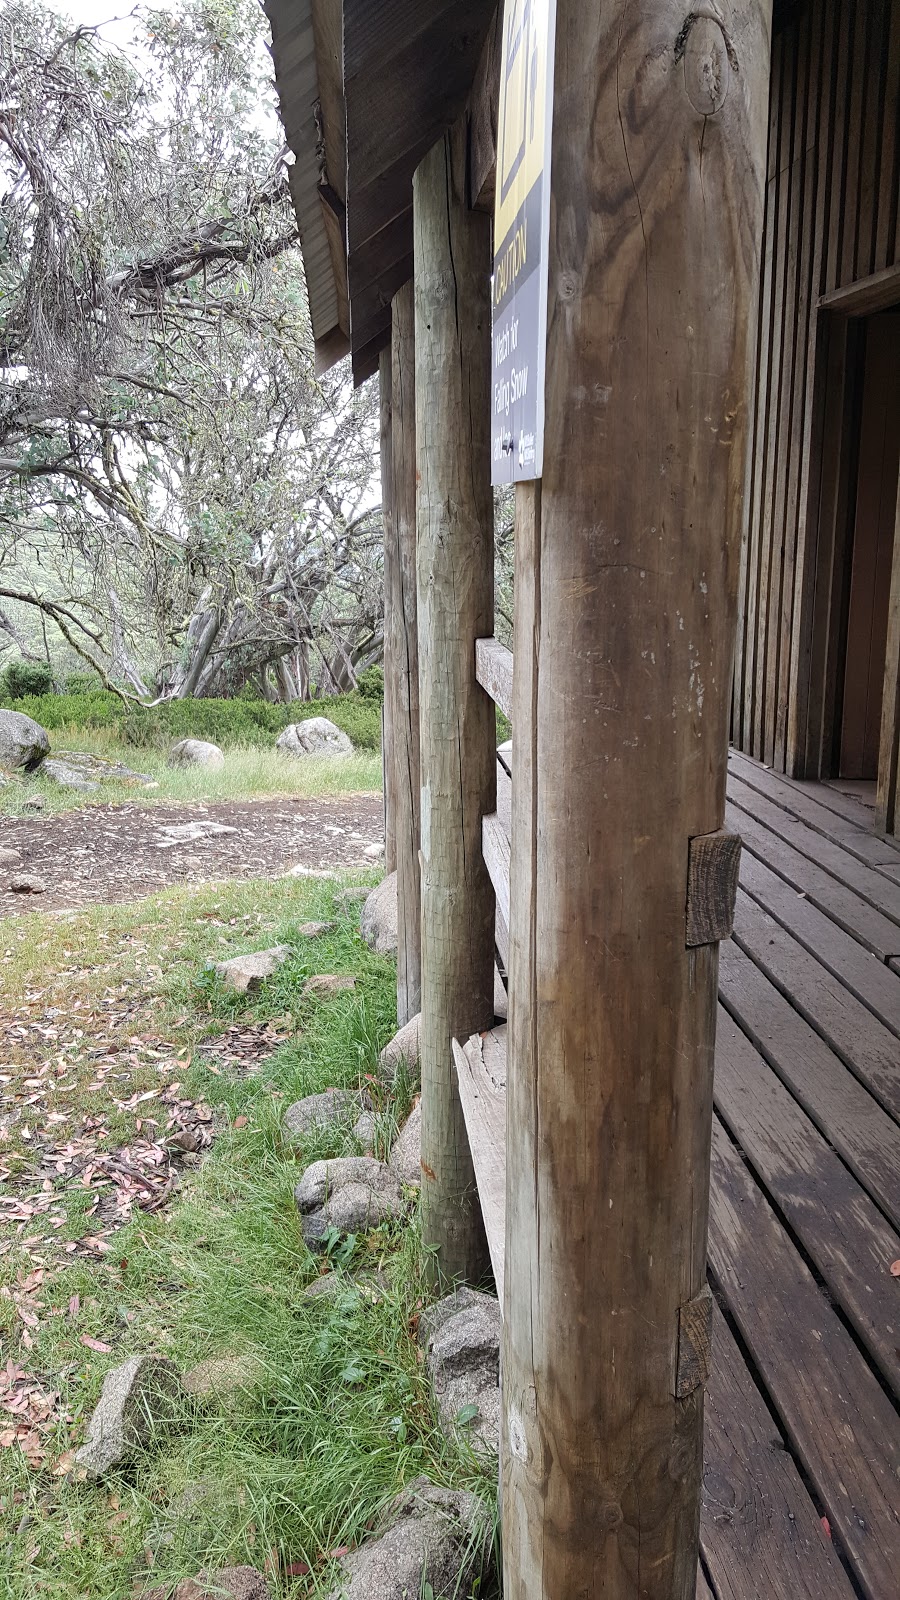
732, 892, 900, 1117
718, 941, 900, 1227
701, 1305, 856, 1600
728, 774, 900, 925
457, 750, 900, 1600
724, 799, 900, 959
728, 749, 900, 870
708, 1118, 900, 1600
696, 1568, 717, 1600
714, 1008, 900, 1393
738, 850, 900, 1034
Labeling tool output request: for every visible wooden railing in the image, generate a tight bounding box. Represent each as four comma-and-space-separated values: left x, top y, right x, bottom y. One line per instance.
475, 637, 513, 969
474, 635, 513, 720
448, 637, 516, 1295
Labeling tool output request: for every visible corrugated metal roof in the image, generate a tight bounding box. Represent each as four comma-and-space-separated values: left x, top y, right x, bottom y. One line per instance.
265, 0, 350, 371
342, 0, 495, 379
267, 0, 496, 383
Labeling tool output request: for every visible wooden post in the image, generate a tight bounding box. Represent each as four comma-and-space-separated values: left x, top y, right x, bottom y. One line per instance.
389, 282, 422, 1022
379, 347, 397, 875
414, 124, 495, 1283
502, 6, 772, 1598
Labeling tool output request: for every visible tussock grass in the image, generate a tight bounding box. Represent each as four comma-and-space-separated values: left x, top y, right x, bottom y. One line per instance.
0, 734, 382, 817
0, 874, 496, 1600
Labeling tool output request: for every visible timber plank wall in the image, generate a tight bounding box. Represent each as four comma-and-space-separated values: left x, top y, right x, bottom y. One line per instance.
732, 0, 900, 775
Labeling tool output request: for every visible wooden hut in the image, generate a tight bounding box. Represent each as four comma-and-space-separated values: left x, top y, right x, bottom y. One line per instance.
732, 0, 900, 834
266, 3, 900, 1597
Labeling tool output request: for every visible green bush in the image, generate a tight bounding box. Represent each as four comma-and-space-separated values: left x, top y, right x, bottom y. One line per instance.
64, 670, 102, 693
356, 664, 385, 699
0, 659, 55, 698
0, 687, 383, 752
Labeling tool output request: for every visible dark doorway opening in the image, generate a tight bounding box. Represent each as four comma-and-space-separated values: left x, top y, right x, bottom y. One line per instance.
834, 310, 900, 781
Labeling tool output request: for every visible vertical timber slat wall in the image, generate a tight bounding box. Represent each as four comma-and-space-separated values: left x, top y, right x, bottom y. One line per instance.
732, 0, 900, 775
501, 3, 771, 1596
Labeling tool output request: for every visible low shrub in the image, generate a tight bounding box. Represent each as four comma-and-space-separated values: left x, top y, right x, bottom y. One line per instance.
356, 664, 385, 699
0, 686, 383, 752
0, 658, 55, 698
64, 670, 103, 693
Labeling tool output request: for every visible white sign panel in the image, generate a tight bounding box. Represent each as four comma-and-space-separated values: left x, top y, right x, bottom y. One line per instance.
491, 0, 557, 484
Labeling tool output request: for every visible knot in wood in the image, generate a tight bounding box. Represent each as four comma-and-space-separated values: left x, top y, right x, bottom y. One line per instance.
668, 1434, 696, 1482
507, 1406, 530, 1462
558, 270, 579, 303
677, 12, 736, 117
597, 1498, 623, 1533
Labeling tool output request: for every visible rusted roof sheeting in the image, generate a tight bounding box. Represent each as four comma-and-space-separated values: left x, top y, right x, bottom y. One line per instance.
343, 0, 496, 380
266, 0, 350, 371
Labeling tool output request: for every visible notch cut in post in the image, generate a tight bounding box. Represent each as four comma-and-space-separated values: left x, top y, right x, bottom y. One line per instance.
685, 830, 742, 947
675, 1284, 714, 1399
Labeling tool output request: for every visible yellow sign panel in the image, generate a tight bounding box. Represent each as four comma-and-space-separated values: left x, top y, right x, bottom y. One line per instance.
492, 0, 556, 484
495, 0, 552, 254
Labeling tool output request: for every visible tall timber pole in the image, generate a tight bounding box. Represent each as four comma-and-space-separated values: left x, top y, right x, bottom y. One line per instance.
502, 4, 773, 1595
389, 282, 422, 1025
414, 122, 496, 1283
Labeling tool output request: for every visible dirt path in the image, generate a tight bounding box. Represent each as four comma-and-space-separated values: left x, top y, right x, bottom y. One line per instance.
0, 792, 384, 915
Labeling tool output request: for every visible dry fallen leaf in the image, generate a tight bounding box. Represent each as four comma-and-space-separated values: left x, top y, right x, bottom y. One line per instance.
80, 1335, 111, 1353
233, 1115, 248, 1129
890, 1259, 900, 1277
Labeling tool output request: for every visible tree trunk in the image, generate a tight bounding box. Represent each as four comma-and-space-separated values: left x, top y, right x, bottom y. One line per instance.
171, 592, 221, 698
501, 5, 772, 1597
390, 280, 422, 1024
414, 124, 496, 1284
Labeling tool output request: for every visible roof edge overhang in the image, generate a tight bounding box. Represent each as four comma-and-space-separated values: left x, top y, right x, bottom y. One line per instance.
266, 0, 351, 373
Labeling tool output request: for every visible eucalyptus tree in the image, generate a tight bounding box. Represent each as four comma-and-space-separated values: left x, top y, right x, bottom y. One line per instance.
0, 0, 381, 698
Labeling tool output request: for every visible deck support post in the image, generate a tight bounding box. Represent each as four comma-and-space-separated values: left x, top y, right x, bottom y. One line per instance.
413, 124, 495, 1283
378, 347, 397, 875
389, 282, 422, 1021
502, 5, 772, 1597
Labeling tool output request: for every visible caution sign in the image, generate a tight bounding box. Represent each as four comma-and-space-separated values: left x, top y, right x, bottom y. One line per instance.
491, 0, 557, 484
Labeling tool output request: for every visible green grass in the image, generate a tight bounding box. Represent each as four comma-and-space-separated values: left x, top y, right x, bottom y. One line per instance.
0, 733, 382, 817
0, 875, 496, 1600
0, 689, 383, 754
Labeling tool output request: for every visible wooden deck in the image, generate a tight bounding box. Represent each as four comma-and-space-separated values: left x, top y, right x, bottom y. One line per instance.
458, 746, 900, 1600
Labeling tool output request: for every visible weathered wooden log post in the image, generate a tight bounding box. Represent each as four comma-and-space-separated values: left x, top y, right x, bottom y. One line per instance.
414, 124, 496, 1282
389, 282, 422, 1023
502, 4, 772, 1597
379, 347, 397, 875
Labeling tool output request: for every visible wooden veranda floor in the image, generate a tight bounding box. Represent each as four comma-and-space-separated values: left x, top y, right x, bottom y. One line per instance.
458, 746, 900, 1600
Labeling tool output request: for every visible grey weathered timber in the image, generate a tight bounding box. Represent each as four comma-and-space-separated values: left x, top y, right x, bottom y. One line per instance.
501, 7, 772, 1599
389, 282, 422, 1023
474, 637, 513, 720
481, 812, 510, 932
452, 1026, 507, 1301
379, 347, 397, 875
414, 124, 495, 1283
